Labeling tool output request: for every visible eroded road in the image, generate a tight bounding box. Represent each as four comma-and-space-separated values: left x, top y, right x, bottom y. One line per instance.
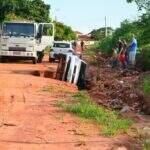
0, 57, 140, 150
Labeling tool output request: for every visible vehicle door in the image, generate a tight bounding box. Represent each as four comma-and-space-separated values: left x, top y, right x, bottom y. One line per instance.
38, 23, 54, 49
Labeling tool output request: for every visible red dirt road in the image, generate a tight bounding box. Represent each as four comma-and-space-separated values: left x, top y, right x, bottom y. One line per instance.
0, 58, 140, 150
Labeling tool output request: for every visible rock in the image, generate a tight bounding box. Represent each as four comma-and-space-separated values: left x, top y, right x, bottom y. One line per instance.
120, 105, 131, 113
110, 99, 123, 109
119, 80, 124, 84
141, 96, 150, 115
112, 146, 128, 150
116, 147, 128, 150
139, 127, 150, 139
130, 93, 138, 99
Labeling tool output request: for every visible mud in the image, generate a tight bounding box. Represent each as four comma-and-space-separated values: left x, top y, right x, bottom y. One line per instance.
0, 55, 142, 150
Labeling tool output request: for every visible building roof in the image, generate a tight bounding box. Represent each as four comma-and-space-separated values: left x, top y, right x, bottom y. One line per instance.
75, 31, 83, 35
78, 34, 94, 41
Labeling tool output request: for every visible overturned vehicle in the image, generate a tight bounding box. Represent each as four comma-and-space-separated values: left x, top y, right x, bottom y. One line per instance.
55, 53, 86, 90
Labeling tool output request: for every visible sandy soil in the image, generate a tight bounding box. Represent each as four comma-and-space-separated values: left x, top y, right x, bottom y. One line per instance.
0, 56, 141, 150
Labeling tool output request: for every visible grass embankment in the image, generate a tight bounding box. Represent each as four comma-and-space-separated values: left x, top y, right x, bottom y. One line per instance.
143, 141, 150, 150
141, 77, 150, 150
58, 92, 132, 136
142, 77, 150, 95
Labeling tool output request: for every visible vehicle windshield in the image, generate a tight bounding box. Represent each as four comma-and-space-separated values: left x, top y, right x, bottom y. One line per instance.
53, 43, 70, 48
2, 23, 34, 37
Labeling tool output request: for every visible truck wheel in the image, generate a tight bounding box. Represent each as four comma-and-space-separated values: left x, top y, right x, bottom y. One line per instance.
33, 58, 37, 64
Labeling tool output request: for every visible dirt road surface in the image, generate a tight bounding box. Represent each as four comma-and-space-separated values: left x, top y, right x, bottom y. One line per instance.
0, 57, 141, 150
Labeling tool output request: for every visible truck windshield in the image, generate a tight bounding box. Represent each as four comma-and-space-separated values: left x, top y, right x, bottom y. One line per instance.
2, 23, 34, 37
53, 43, 70, 48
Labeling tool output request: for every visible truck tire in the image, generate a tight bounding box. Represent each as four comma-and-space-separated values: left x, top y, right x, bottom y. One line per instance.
32, 58, 37, 64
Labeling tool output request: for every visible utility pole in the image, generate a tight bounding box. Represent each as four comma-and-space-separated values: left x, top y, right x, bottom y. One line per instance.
105, 16, 108, 37
55, 16, 57, 22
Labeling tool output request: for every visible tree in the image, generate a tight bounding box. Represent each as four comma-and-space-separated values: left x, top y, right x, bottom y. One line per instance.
0, 0, 51, 23
90, 27, 114, 41
54, 21, 76, 41
127, 0, 150, 10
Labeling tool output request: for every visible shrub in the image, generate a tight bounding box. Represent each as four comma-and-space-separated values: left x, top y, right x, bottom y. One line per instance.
136, 48, 150, 71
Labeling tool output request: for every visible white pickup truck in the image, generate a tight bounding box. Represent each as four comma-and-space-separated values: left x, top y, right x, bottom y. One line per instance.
0, 21, 54, 64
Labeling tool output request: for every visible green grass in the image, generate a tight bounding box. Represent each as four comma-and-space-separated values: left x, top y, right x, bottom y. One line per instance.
142, 77, 150, 95
143, 140, 150, 150
40, 85, 73, 94
58, 91, 132, 136
84, 47, 96, 57
44, 46, 51, 54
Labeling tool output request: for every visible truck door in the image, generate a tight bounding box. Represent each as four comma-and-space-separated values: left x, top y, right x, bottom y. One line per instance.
39, 23, 54, 48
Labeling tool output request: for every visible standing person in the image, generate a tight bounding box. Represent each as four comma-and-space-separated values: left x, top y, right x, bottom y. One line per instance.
123, 39, 129, 65
111, 47, 118, 68
72, 40, 77, 53
117, 38, 124, 52
79, 41, 84, 59
81, 41, 85, 52
128, 35, 137, 66
118, 48, 126, 69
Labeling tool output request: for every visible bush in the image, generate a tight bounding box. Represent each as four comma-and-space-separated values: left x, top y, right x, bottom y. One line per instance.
98, 36, 114, 55
142, 77, 150, 95
136, 48, 150, 71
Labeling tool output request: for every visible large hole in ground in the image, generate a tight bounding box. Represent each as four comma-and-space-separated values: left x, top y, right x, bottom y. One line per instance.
12, 70, 55, 79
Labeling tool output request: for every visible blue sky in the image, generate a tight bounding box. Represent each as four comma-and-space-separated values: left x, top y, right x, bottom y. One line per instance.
44, 0, 140, 33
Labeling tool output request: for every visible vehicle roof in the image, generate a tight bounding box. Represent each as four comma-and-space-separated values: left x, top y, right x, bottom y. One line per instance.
53, 41, 72, 44
4, 21, 35, 24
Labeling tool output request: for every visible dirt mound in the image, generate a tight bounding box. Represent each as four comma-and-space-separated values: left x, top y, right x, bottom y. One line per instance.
85, 56, 147, 114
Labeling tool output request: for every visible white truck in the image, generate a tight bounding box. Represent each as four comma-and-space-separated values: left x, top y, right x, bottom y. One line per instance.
0, 21, 54, 64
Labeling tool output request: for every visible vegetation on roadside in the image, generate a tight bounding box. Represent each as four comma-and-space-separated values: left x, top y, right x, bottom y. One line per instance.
0, 0, 51, 23
142, 77, 150, 95
84, 46, 96, 57
90, 27, 114, 41
40, 85, 73, 94
143, 140, 150, 150
95, 0, 150, 69
0, 0, 76, 41
54, 21, 76, 41
58, 92, 132, 136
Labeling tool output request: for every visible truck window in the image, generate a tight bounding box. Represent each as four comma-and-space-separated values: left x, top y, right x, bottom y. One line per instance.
43, 24, 53, 36
53, 43, 70, 48
2, 23, 34, 37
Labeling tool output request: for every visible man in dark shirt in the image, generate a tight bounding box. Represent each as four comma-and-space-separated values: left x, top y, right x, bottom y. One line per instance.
117, 38, 124, 52
81, 41, 85, 51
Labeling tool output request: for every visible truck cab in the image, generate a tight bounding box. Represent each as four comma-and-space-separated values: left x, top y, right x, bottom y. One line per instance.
0, 21, 54, 64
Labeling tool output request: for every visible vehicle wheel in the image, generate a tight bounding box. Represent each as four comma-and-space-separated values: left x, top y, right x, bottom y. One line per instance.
0, 57, 3, 63
33, 58, 37, 64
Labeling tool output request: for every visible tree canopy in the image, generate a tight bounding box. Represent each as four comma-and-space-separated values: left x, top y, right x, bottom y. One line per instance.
0, 0, 51, 23
54, 21, 76, 41
127, 0, 150, 10
90, 27, 114, 41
